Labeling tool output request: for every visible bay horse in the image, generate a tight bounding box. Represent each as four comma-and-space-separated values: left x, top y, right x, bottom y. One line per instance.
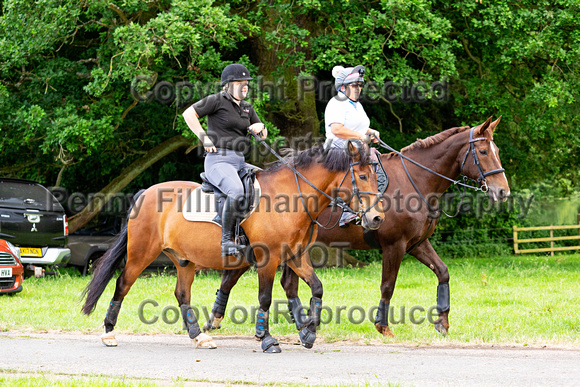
203, 117, 510, 340
81, 142, 384, 352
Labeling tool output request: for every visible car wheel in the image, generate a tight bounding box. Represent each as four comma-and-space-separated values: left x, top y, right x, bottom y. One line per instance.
82, 252, 105, 277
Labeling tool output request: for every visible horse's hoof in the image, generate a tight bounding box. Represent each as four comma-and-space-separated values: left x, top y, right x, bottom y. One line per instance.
261, 334, 281, 353
100, 332, 118, 347
201, 313, 224, 332
375, 323, 395, 338
202, 320, 221, 333
193, 333, 217, 349
434, 323, 448, 337
211, 316, 223, 330
299, 327, 316, 349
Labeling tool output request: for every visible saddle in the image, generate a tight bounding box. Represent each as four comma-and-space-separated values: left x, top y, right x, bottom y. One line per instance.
199, 165, 260, 224
195, 165, 261, 265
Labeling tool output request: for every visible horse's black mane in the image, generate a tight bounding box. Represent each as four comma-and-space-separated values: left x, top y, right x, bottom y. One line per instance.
266, 144, 371, 172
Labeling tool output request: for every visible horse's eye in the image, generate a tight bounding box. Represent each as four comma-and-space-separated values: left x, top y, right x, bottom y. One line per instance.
359, 175, 368, 181
479, 149, 488, 156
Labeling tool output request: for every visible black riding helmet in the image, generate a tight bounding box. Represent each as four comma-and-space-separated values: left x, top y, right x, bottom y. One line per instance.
221, 63, 253, 86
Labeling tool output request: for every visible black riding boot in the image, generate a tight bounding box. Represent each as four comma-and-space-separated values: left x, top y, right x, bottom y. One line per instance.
221, 196, 246, 257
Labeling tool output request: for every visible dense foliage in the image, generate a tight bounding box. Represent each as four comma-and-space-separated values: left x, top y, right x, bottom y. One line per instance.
1, 0, 578, 246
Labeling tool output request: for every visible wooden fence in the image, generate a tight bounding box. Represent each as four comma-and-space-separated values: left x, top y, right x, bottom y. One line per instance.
513, 215, 580, 255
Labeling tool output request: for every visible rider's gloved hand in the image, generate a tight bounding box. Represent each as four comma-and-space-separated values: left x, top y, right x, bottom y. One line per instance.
200, 133, 217, 153
249, 123, 267, 139
359, 134, 371, 144
366, 129, 380, 143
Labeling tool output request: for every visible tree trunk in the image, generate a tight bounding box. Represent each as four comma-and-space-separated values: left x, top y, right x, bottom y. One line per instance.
68, 135, 193, 233
249, 14, 319, 141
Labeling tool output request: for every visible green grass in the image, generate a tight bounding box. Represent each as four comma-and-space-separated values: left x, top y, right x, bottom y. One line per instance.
0, 373, 160, 387
0, 371, 405, 387
1, 254, 579, 345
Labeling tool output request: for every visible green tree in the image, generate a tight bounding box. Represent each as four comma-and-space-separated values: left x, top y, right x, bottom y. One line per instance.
443, 0, 580, 192
1, 0, 579, 237
0, 0, 258, 231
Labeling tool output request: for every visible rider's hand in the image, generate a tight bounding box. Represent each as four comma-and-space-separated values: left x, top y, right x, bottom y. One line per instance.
202, 137, 217, 153
367, 129, 380, 143
249, 123, 266, 139
359, 134, 371, 144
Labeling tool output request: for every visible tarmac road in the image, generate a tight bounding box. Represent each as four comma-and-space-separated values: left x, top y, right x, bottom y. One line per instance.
1, 332, 579, 386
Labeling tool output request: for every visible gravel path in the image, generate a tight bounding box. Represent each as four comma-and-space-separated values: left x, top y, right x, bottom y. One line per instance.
1, 332, 579, 386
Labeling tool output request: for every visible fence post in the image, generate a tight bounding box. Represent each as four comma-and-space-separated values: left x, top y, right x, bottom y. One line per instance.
513, 225, 518, 254
550, 225, 554, 257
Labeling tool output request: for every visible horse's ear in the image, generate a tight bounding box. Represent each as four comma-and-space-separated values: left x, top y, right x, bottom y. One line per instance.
347, 141, 361, 162
488, 116, 502, 133
474, 116, 493, 137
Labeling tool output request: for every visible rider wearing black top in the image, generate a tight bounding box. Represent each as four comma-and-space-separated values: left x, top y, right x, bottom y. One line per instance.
182, 63, 267, 256
193, 91, 261, 153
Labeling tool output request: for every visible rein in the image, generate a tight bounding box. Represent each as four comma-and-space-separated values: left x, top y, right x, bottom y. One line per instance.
249, 131, 353, 226
375, 127, 505, 218
248, 131, 380, 260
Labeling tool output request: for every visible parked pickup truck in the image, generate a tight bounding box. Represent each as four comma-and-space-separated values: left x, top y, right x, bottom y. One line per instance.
0, 178, 70, 266
68, 216, 172, 276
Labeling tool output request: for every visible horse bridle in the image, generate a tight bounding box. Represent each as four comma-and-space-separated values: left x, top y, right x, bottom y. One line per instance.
248, 130, 381, 229
375, 126, 506, 217
287, 148, 382, 230
288, 156, 380, 261
330, 160, 383, 229
459, 127, 506, 193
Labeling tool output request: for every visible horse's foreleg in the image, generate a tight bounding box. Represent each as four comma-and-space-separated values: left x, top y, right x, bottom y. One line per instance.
285, 254, 323, 349
255, 256, 281, 353
374, 241, 406, 338
409, 240, 450, 336
203, 266, 250, 333
174, 263, 216, 349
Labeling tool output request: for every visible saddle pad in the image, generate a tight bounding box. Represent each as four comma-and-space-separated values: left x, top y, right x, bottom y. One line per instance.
182, 179, 261, 225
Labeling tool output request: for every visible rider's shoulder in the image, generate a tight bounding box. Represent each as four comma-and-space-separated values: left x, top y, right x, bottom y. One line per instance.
239, 99, 255, 111
196, 92, 221, 104
326, 94, 351, 109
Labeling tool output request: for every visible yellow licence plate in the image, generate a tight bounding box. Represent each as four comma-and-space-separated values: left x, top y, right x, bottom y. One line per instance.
20, 247, 42, 257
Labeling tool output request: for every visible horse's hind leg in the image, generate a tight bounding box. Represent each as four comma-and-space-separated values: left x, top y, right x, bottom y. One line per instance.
280, 262, 309, 332
203, 266, 250, 333
284, 254, 323, 349
174, 263, 216, 349
101, 243, 160, 347
280, 263, 300, 299
409, 240, 450, 336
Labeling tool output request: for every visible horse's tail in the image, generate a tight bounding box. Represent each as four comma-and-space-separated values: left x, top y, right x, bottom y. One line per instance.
81, 189, 146, 315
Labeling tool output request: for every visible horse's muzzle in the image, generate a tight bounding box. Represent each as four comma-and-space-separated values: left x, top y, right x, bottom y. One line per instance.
361, 213, 384, 230
488, 186, 510, 203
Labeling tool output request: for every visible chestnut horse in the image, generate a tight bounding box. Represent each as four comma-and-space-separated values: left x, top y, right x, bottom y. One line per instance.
204, 117, 510, 341
81, 143, 384, 352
